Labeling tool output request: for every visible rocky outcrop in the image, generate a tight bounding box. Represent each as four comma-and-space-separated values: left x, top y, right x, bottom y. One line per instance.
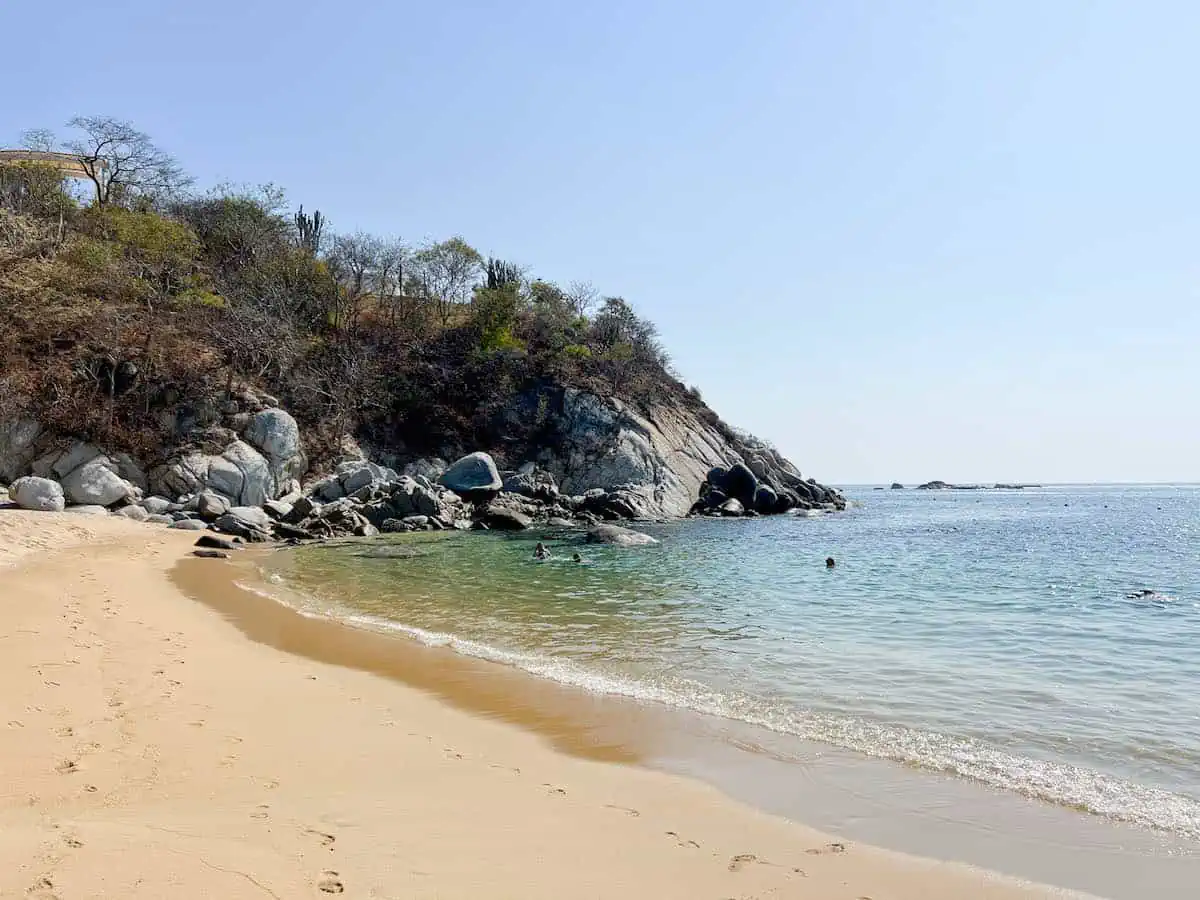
891, 482, 905, 489
532, 389, 840, 519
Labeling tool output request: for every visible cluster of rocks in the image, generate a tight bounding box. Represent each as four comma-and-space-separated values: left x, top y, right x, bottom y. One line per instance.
0, 437, 670, 548
690, 462, 845, 518
268, 451, 668, 542
1, 386, 847, 544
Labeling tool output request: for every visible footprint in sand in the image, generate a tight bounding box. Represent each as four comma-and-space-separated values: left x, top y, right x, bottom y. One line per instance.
316, 870, 344, 893
55, 760, 78, 775
543, 784, 567, 797
605, 804, 641, 817
665, 831, 700, 849
727, 853, 761, 872
805, 842, 846, 855
306, 828, 336, 849
26, 875, 58, 899
63, 835, 83, 849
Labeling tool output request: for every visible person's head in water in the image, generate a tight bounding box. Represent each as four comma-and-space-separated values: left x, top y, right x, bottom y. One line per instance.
535, 541, 549, 558
572, 552, 582, 562
825, 556, 836, 569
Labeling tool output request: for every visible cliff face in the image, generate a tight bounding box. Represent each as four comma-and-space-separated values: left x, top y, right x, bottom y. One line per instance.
532, 388, 834, 519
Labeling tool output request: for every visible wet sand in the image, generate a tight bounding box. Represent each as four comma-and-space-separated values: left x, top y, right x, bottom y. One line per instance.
0, 510, 1096, 897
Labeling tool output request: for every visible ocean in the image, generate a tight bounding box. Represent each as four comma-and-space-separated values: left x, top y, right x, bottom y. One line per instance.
258, 485, 1200, 852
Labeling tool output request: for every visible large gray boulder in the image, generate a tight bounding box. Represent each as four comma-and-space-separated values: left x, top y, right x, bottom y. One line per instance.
60, 459, 137, 507
0, 419, 42, 483
244, 408, 307, 490
440, 452, 502, 495
585, 524, 659, 546
10, 476, 65, 512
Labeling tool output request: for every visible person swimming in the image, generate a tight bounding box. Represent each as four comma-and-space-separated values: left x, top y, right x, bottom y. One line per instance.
534, 541, 551, 560
572, 552, 583, 563
825, 557, 836, 569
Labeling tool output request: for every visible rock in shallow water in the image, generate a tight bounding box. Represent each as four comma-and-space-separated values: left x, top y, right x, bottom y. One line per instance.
585, 524, 659, 546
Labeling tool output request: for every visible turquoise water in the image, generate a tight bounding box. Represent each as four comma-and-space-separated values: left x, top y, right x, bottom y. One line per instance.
263, 485, 1200, 840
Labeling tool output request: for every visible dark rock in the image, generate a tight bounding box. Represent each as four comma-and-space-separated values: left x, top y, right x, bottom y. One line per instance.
192, 549, 229, 559
273, 521, 315, 541
753, 484, 778, 514
723, 463, 758, 505
890, 482, 905, 490
917, 480, 952, 490
586, 524, 659, 546
706, 466, 729, 491
195, 535, 238, 551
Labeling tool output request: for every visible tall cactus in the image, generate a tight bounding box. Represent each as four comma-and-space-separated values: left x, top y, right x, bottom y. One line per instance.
295, 205, 325, 256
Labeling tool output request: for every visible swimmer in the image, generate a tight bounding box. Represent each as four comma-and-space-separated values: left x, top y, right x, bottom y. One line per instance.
534, 541, 551, 560
825, 557, 836, 569
572, 552, 583, 563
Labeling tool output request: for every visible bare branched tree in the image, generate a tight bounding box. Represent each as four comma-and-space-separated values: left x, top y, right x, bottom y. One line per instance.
566, 279, 599, 318
64, 116, 191, 206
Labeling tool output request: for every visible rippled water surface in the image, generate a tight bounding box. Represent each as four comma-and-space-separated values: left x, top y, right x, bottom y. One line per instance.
263, 485, 1200, 839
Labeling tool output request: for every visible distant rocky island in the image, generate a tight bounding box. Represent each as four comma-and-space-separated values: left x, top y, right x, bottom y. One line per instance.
915, 481, 1042, 491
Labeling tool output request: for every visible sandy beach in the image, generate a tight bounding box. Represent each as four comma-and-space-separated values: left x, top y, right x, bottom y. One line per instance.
0, 511, 1073, 899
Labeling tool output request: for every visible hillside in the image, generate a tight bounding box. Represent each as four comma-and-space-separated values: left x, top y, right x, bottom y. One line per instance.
0, 118, 843, 523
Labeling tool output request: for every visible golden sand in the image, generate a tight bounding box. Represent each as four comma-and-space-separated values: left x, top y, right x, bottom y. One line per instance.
0, 510, 1069, 898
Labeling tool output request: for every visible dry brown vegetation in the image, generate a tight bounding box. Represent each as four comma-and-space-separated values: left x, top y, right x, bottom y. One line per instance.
1, 123, 724, 471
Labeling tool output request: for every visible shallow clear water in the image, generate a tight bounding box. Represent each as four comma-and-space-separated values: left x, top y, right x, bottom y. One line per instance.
263, 485, 1200, 840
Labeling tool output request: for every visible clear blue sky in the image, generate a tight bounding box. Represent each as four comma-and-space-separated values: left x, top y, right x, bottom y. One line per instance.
4, 1, 1197, 484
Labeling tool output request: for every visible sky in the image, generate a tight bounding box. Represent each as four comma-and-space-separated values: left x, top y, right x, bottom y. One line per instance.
3, 1, 1197, 485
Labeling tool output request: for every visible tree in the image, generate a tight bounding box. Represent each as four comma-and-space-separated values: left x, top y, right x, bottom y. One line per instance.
64, 116, 191, 206
372, 238, 410, 329
411, 236, 483, 327
590, 296, 669, 368
566, 279, 599, 317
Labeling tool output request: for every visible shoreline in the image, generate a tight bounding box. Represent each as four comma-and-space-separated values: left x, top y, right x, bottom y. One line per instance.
214, 539, 1200, 900
0, 511, 1103, 897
